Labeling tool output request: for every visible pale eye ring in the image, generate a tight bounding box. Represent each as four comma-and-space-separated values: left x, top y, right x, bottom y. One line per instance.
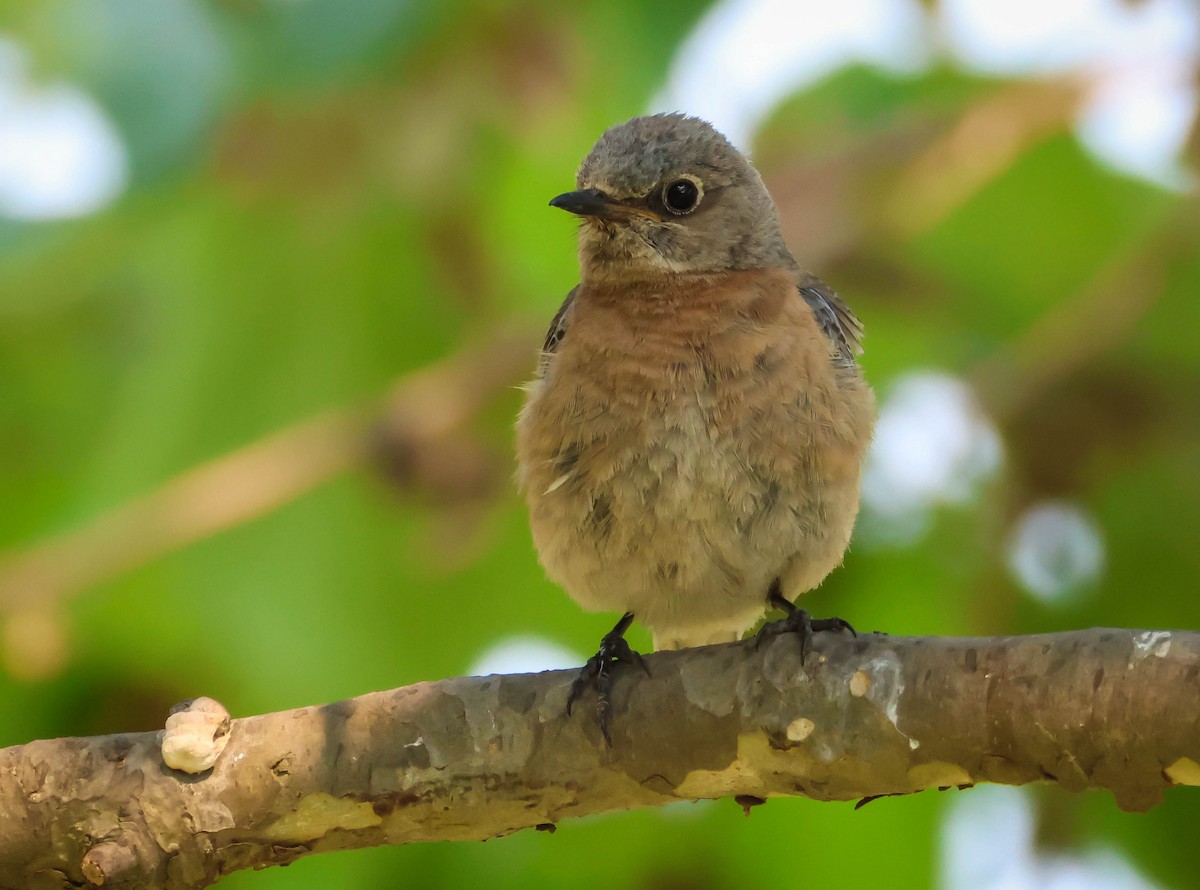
663, 177, 702, 214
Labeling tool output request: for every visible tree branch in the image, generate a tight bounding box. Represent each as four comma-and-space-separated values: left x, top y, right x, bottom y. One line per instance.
3, 628, 1198, 888
0, 327, 532, 616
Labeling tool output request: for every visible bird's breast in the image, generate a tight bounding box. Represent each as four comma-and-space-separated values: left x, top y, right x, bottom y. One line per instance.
515, 268, 873, 632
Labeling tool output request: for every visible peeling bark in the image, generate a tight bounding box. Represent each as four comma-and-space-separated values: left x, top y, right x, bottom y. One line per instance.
1, 628, 1198, 888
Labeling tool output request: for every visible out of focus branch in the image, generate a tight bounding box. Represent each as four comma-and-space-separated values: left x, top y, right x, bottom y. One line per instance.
884, 78, 1085, 237
0, 328, 534, 615
969, 204, 1193, 421
1, 628, 1197, 888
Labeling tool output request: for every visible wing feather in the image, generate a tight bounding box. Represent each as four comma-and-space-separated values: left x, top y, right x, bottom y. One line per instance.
797, 275, 863, 365
537, 286, 578, 376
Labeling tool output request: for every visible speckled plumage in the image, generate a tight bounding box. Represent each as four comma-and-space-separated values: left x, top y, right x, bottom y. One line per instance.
517, 114, 875, 650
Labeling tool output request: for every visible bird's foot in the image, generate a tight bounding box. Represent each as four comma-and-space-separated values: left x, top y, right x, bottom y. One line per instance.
566, 612, 649, 745
755, 589, 855, 665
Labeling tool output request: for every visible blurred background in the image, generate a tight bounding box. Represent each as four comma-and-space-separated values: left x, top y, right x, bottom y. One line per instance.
1, 0, 1197, 887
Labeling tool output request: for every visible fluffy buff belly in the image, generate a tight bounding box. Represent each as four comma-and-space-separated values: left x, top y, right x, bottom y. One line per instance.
519, 393, 857, 647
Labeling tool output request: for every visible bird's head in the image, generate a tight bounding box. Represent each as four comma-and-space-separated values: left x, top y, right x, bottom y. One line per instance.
551, 113, 793, 280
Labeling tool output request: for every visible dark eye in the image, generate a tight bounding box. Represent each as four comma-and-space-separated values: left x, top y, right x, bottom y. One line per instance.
663, 178, 701, 214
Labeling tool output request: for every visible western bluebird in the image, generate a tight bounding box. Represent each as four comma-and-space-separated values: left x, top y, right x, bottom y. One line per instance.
516, 114, 875, 739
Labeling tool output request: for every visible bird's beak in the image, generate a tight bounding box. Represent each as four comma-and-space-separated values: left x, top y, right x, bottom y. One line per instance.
550, 188, 662, 223
548, 188, 619, 218
550, 188, 662, 225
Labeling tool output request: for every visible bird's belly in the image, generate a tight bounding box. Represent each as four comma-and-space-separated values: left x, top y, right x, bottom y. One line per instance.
522, 389, 857, 642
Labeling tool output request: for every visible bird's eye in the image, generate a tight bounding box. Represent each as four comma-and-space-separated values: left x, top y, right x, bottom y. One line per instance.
663, 178, 701, 214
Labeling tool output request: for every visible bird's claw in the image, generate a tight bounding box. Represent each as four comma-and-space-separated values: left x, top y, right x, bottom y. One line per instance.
566, 612, 648, 745
755, 590, 855, 665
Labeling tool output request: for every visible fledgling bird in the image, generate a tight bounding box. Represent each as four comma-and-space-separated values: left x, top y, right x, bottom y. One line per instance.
516, 113, 875, 734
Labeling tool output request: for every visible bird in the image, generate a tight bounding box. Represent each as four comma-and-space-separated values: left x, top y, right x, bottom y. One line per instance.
515, 113, 875, 739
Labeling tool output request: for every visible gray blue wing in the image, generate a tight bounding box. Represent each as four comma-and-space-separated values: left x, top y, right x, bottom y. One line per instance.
798, 276, 863, 365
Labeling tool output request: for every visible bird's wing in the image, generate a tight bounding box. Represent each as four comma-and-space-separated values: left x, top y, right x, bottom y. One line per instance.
797, 275, 864, 366
537, 286, 578, 376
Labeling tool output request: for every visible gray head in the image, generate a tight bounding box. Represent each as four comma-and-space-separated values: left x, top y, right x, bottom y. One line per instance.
550, 114, 795, 279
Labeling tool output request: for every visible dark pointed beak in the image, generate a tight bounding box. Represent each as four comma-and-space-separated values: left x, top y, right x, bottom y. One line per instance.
549, 188, 617, 218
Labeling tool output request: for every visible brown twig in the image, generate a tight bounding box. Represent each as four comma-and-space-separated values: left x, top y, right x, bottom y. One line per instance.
883, 78, 1086, 238
0, 327, 534, 613
968, 206, 1189, 421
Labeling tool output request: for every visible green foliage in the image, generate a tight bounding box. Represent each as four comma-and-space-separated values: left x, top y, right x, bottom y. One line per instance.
1, 2, 1197, 888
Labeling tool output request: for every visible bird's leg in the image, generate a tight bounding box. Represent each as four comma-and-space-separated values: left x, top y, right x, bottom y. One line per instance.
755, 579, 855, 665
566, 611, 649, 745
